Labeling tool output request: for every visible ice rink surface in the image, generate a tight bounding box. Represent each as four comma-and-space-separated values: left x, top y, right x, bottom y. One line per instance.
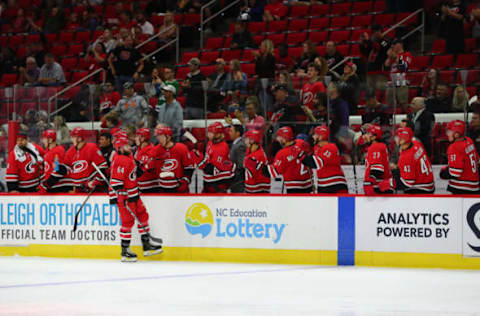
0, 257, 479, 316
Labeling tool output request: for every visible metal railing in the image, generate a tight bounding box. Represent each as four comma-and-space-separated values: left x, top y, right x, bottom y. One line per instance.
141, 26, 180, 64
200, 0, 243, 50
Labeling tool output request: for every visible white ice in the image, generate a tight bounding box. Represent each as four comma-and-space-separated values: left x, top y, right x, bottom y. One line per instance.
0, 257, 479, 316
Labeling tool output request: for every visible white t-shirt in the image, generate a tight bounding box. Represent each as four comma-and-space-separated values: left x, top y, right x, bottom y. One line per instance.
139, 21, 154, 35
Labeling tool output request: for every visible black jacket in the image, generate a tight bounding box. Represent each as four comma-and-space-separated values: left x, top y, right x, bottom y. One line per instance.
408, 109, 435, 157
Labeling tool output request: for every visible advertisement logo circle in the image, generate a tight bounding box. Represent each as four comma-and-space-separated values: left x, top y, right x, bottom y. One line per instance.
185, 203, 213, 238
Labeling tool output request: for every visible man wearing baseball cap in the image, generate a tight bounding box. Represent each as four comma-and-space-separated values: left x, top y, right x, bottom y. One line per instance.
157, 84, 183, 141
183, 57, 206, 119
113, 81, 150, 128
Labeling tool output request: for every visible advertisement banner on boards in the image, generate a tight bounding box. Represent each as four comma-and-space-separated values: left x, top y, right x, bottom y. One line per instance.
143, 195, 338, 250
0, 195, 338, 251
0, 195, 120, 246
355, 197, 462, 254
462, 199, 480, 257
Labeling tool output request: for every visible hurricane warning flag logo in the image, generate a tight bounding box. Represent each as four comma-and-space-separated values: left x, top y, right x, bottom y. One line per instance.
185, 203, 213, 238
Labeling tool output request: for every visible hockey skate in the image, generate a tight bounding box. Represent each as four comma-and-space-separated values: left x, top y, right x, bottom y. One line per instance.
121, 246, 138, 262
141, 235, 163, 257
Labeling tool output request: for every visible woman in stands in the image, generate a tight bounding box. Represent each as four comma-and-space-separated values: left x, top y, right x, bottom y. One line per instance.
295, 41, 319, 76
421, 68, 440, 98
451, 85, 470, 112
221, 59, 248, 96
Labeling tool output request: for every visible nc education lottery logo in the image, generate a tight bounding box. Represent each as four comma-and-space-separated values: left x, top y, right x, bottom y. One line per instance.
466, 203, 480, 252
185, 203, 213, 238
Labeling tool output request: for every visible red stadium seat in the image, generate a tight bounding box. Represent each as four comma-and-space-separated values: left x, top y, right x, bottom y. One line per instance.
439, 70, 456, 84
352, 2, 373, 14
310, 18, 329, 30
253, 35, 265, 46
207, 112, 227, 119
200, 65, 216, 77
64, 85, 82, 100
288, 47, 303, 59
242, 49, 259, 62
350, 44, 362, 57
456, 69, 479, 85
25, 34, 41, 45
396, 12, 418, 26
75, 31, 91, 43
177, 95, 186, 108
308, 31, 329, 44
372, 0, 386, 13
329, 30, 350, 43
454, 54, 478, 69
431, 55, 454, 70
406, 72, 426, 87
223, 36, 232, 48
71, 71, 89, 83
410, 55, 431, 71
330, 16, 351, 30
200, 51, 220, 64
310, 4, 330, 16
59, 32, 75, 44
183, 13, 200, 26
288, 19, 309, 32
248, 21, 266, 34
464, 38, 477, 52
221, 49, 242, 62
50, 45, 67, 57
20, 102, 37, 116
0, 74, 18, 86
174, 14, 184, 25
241, 63, 256, 76
466, 86, 478, 97
351, 29, 371, 42
330, 2, 352, 16
205, 37, 224, 50
336, 44, 350, 56
91, 30, 103, 41
151, 15, 164, 27
61, 57, 77, 70
176, 67, 190, 80
286, 32, 307, 46
267, 20, 287, 33
290, 5, 310, 18
9, 34, 24, 47
316, 45, 326, 56
373, 14, 395, 27
68, 44, 84, 56
181, 51, 199, 64
431, 39, 446, 55
266, 33, 285, 46
351, 15, 373, 29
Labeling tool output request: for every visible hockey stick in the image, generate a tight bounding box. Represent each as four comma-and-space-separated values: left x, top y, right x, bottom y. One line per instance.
72, 186, 96, 232
92, 162, 163, 244
351, 139, 359, 194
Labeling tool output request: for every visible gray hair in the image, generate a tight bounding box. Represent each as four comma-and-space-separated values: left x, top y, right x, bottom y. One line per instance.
412, 97, 425, 108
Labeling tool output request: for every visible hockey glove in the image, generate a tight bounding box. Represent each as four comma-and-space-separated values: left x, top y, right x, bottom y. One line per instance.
378, 178, 394, 192
244, 157, 262, 171
439, 166, 450, 180
203, 163, 214, 175
364, 185, 376, 196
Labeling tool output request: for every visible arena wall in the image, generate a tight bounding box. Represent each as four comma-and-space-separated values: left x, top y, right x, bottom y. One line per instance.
0, 194, 480, 269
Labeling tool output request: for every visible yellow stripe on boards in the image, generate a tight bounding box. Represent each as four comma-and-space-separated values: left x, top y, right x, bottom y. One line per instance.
355, 251, 480, 270
0, 245, 337, 265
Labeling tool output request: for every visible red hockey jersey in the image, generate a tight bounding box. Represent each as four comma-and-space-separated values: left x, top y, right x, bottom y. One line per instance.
134, 143, 159, 191
201, 140, 236, 183
6, 143, 44, 191
447, 137, 479, 192
64, 142, 107, 186
312, 143, 347, 191
41, 145, 71, 189
244, 147, 271, 193
110, 153, 140, 201
364, 142, 393, 192
267, 144, 312, 191
398, 140, 434, 192
302, 81, 326, 110
157, 143, 194, 190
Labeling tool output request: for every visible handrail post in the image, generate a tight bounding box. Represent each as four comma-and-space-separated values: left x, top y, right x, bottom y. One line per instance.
421, 9, 425, 53
200, 6, 204, 50
200, 0, 241, 50
176, 27, 180, 64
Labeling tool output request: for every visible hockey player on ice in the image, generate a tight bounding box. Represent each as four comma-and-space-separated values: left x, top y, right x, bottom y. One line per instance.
243, 129, 271, 194
110, 136, 163, 262
39, 129, 71, 193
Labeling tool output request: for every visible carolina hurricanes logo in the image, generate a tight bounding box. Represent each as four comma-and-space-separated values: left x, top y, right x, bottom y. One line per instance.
25, 161, 35, 174
72, 160, 88, 173
303, 91, 313, 105
44, 162, 51, 173
161, 159, 178, 172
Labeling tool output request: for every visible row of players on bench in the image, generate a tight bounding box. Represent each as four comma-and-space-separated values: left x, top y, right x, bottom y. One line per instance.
5, 120, 479, 195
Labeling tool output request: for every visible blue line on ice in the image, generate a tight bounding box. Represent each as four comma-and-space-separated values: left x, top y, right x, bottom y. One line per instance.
0, 265, 324, 289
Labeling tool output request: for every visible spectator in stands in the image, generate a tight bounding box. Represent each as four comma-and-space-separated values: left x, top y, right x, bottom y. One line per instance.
271, 84, 301, 130
37, 53, 66, 86
99, 81, 122, 117
421, 68, 441, 98
133, 25, 147, 46
108, 35, 144, 91
53, 115, 70, 146
241, 0, 264, 22
328, 82, 349, 140
362, 88, 392, 139
101, 110, 122, 130
360, 24, 391, 91
263, 0, 287, 22
408, 97, 435, 157
153, 66, 180, 105
146, 0, 177, 15
92, 29, 117, 54
303, 92, 328, 124
65, 12, 80, 31
98, 132, 114, 168
275, 44, 296, 72
426, 83, 452, 113
43, 6, 65, 34
229, 124, 246, 193
468, 111, 480, 154
115, 28, 131, 47
254, 39, 276, 111
324, 41, 344, 77
183, 57, 206, 119
222, 59, 248, 96
338, 62, 360, 114
230, 22, 255, 50
157, 11, 178, 59
451, 85, 470, 112
207, 58, 227, 111
226, 96, 266, 133
12, 8, 27, 33
135, 11, 154, 35
157, 85, 183, 141
85, 42, 107, 71
0, 47, 18, 76
274, 71, 295, 94
18, 57, 40, 86
385, 39, 412, 112
118, 11, 136, 31
81, 7, 100, 32
440, 0, 467, 54
296, 41, 319, 75
313, 56, 328, 82
114, 82, 149, 128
